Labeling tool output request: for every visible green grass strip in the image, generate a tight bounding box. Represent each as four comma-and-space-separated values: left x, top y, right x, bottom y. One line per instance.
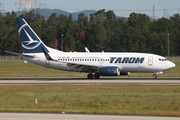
0, 84, 180, 116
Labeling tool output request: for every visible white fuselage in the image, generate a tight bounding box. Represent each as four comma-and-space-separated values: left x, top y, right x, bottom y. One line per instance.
22, 48, 175, 74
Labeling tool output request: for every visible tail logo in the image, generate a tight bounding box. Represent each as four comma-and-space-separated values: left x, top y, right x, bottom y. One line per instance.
19, 24, 42, 50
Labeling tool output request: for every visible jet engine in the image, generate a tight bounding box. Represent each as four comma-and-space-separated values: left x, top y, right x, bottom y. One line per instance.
99, 66, 120, 76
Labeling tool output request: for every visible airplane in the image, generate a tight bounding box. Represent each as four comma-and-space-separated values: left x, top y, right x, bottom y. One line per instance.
6, 17, 176, 79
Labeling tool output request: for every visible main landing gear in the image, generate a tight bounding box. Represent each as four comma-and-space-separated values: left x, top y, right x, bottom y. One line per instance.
87, 72, 100, 79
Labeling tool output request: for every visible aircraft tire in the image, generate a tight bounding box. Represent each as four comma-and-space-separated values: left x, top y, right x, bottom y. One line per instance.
94, 72, 100, 79
87, 73, 93, 79
153, 74, 157, 79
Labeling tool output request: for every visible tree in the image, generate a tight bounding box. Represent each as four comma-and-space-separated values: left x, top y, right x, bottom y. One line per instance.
1, 12, 20, 54
106, 10, 116, 20
1, 10, 180, 56
63, 14, 76, 51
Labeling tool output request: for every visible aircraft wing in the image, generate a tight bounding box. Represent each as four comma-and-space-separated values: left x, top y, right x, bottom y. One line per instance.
65, 62, 123, 72
66, 62, 98, 72
42, 48, 122, 72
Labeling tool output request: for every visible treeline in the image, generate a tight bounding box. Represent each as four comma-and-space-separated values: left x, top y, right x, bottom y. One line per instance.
0, 9, 180, 56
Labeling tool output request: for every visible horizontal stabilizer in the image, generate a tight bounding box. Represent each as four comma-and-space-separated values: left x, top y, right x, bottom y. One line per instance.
5, 51, 34, 58
5, 51, 22, 56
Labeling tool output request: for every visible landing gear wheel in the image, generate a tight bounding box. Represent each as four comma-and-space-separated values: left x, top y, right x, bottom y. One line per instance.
153, 74, 157, 79
87, 73, 93, 79
94, 72, 100, 79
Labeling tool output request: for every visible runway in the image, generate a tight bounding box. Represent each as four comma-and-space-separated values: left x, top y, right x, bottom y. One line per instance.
0, 78, 179, 84
0, 113, 179, 120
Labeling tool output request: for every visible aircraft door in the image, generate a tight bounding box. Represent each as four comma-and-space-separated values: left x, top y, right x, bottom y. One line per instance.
45, 59, 50, 65
99, 57, 104, 64
148, 56, 153, 66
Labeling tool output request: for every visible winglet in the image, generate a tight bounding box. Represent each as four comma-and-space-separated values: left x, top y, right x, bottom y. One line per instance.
85, 47, 90, 53
42, 47, 57, 62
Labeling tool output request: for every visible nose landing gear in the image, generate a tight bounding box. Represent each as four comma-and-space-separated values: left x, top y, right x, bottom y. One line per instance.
153, 74, 157, 79
152, 71, 163, 79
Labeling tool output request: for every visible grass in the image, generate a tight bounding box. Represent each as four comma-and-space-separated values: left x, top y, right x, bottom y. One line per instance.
0, 60, 179, 78
0, 61, 87, 78
0, 60, 180, 116
0, 84, 180, 116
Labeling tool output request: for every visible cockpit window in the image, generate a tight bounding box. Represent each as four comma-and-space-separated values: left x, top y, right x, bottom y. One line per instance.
159, 59, 167, 61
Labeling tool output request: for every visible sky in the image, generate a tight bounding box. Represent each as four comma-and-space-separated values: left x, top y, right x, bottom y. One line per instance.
0, 0, 180, 18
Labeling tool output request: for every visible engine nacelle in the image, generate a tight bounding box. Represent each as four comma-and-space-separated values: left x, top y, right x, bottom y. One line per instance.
99, 66, 120, 76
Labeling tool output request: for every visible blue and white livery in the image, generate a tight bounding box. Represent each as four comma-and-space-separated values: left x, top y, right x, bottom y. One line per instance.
6, 17, 176, 79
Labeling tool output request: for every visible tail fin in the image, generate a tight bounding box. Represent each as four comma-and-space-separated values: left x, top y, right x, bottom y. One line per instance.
16, 17, 48, 53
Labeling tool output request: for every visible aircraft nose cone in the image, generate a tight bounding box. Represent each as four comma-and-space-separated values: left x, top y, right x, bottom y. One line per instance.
169, 61, 176, 68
